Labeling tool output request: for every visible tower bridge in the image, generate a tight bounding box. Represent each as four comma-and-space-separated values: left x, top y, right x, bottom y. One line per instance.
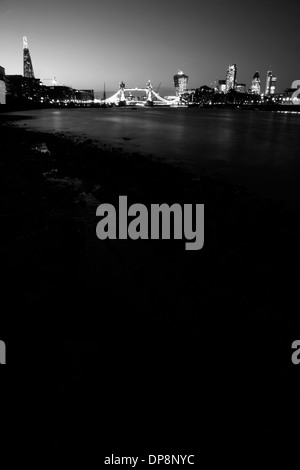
103, 80, 179, 106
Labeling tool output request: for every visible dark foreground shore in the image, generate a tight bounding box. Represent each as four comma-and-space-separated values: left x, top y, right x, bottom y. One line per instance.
1, 114, 299, 455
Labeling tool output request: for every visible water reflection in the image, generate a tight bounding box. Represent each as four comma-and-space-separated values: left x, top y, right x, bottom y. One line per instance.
9, 107, 300, 200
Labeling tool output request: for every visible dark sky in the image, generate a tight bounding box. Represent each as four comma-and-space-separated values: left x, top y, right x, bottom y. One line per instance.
1, 0, 299, 93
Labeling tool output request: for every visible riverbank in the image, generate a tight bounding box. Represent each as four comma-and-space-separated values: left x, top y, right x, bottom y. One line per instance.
1, 114, 299, 451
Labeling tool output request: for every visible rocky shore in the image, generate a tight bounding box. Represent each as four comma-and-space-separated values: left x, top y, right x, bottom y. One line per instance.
1, 113, 299, 452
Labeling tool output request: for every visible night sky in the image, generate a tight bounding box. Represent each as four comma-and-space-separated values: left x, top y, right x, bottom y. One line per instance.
1, 0, 299, 93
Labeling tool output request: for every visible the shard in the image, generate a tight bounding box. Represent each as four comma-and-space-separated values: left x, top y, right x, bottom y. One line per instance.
23, 36, 35, 78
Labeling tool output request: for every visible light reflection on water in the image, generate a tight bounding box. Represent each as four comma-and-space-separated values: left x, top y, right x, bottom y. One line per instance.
10, 107, 300, 201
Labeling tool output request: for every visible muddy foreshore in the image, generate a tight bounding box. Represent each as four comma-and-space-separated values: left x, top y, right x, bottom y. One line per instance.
1, 113, 299, 451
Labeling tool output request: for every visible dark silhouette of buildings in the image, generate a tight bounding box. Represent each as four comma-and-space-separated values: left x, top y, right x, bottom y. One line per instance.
6, 75, 44, 105
0, 66, 7, 104
74, 89, 95, 102
44, 86, 94, 104
3, 37, 94, 107
44, 85, 74, 103
6, 37, 44, 105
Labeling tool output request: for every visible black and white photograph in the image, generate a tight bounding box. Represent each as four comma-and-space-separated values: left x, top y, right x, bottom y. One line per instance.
1, 0, 300, 462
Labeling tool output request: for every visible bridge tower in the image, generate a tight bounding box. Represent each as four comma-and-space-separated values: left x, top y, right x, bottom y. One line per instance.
23, 36, 35, 79
146, 80, 154, 106
119, 81, 126, 106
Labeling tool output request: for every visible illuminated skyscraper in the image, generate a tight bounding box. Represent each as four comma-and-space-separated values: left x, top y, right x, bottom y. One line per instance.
270, 76, 277, 94
251, 71, 260, 94
265, 70, 277, 95
173, 70, 189, 96
23, 36, 35, 79
226, 64, 237, 92
265, 71, 272, 94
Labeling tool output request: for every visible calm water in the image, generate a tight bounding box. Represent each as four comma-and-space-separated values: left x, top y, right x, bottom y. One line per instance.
8, 107, 300, 201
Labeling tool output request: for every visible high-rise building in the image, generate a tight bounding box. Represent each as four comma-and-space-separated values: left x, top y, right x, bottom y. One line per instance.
23, 36, 35, 78
173, 70, 189, 96
270, 76, 277, 95
251, 72, 260, 94
226, 64, 237, 92
265, 70, 277, 95
0, 65, 6, 104
265, 71, 272, 94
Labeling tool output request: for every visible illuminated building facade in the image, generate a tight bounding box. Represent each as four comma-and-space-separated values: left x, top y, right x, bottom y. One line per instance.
23, 37, 35, 79
265, 70, 277, 95
236, 83, 246, 93
173, 70, 189, 96
0, 66, 6, 104
251, 71, 260, 94
218, 80, 226, 93
265, 71, 272, 94
226, 64, 237, 92
270, 76, 277, 94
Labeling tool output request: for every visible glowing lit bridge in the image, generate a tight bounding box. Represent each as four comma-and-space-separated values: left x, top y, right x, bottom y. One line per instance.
103, 80, 179, 106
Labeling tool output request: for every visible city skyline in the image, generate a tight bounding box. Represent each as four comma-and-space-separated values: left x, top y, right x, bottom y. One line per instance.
0, 0, 299, 92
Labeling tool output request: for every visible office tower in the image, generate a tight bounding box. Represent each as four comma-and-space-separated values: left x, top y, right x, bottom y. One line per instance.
265, 71, 272, 94
265, 70, 276, 95
226, 64, 237, 92
23, 36, 35, 78
270, 76, 277, 94
173, 70, 189, 96
251, 72, 261, 94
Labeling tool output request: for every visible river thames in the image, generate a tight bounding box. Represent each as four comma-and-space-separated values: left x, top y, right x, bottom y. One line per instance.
8, 107, 300, 201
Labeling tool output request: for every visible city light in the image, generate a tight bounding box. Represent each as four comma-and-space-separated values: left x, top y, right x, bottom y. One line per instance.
1, 38, 300, 109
